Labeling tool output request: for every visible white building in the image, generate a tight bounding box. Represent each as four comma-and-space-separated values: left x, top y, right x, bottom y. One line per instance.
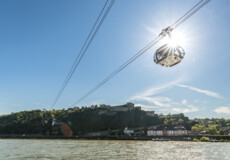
147, 126, 188, 136
147, 130, 163, 136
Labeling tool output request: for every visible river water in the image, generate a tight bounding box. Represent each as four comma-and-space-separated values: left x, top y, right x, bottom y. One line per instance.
0, 139, 229, 160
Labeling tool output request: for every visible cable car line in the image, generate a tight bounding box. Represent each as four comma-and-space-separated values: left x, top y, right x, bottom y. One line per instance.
170, 0, 204, 28
71, 0, 211, 106
72, 36, 163, 106
51, 0, 115, 108
173, 0, 211, 29
155, 0, 211, 67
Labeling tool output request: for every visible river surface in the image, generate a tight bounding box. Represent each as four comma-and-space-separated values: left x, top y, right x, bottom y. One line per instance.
0, 139, 229, 160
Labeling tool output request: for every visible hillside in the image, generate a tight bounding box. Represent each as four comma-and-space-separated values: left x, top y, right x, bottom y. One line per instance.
0, 103, 229, 136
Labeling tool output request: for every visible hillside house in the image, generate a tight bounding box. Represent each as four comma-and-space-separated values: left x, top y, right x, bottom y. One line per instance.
147, 126, 188, 136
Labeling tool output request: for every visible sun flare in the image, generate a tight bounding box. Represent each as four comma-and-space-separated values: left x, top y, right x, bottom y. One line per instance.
167, 30, 186, 47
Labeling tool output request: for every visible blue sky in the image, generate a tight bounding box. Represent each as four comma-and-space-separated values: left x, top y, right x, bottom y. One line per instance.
0, 0, 230, 118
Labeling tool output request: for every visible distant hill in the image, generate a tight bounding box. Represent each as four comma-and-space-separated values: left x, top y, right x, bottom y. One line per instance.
0, 103, 229, 136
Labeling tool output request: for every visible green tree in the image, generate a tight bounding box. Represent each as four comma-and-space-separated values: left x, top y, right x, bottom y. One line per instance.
192, 124, 207, 132
208, 125, 218, 135
200, 136, 210, 142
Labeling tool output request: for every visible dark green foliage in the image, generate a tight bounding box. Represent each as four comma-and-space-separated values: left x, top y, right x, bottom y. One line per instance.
159, 113, 191, 128
0, 109, 68, 135
191, 118, 230, 135
63, 108, 159, 135
0, 110, 43, 134
0, 105, 229, 136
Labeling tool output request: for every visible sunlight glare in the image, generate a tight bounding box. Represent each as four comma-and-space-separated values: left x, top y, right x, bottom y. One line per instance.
163, 30, 186, 48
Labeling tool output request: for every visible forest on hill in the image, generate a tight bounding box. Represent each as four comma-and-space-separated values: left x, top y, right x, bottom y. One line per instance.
0, 104, 229, 136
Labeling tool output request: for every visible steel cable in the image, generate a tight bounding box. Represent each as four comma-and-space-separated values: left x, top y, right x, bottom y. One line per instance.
71, 0, 211, 105
52, 0, 115, 108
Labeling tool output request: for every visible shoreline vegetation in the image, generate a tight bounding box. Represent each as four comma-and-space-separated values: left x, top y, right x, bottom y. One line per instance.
0, 135, 230, 142
0, 103, 230, 142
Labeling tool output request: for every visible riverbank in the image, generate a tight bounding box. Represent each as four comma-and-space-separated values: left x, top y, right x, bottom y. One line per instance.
1, 134, 230, 142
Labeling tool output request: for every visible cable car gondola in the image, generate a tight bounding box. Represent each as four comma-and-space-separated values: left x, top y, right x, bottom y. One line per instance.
154, 44, 185, 67
154, 27, 185, 67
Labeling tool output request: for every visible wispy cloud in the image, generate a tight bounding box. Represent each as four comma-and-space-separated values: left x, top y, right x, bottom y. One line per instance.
129, 79, 183, 102
177, 84, 223, 99
129, 84, 200, 113
133, 82, 223, 100
128, 80, 178, 108
135, 101, 199, 114
214, 106, 230, 115
128, 78, 221, 114
137, 96, 173, 107
128, 78, 184, 109
172, 105, 199, 113
171, 99, 200, 114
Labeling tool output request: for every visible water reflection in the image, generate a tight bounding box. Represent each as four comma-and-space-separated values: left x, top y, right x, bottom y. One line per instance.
0, 140, 229, 160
